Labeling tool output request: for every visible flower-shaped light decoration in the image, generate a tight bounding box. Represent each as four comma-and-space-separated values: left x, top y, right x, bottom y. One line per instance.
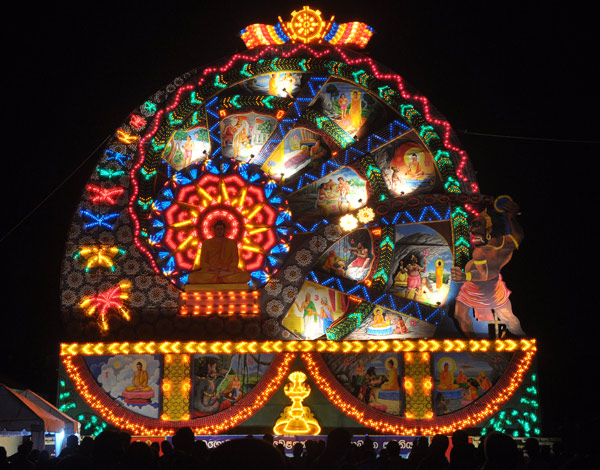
339, 214, 358, 232
356, 207, 375, 224
148, 158, 291, 289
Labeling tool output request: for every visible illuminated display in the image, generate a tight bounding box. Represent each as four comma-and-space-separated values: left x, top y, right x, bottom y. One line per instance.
60, 339, 536, 357
273, 371, 321, 435
241, 6, 373, 49
73, 245, 125, 272
148, 157, 291, 289
59, 5, 534, 439
78, 281, 132, 331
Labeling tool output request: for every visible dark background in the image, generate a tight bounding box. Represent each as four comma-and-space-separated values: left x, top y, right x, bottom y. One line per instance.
2, 1, 595, 437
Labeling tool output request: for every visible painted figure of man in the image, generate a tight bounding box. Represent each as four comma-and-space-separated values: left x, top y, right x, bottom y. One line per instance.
336, 177, 350, 213
450, 199, 526, 337
188, 220, 250, 284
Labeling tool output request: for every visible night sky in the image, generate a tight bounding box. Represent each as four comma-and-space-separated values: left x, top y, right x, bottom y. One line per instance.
2, 1, 596, 437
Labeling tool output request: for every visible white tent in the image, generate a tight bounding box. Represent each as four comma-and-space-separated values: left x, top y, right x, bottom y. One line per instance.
0, 383, 65, 451
19, 389, 80, 438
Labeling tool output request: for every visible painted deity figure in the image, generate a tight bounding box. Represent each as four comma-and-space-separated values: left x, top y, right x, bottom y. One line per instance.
438, 362, 459, 390
381, 358, 400, 390
125, 362, 152, 392
450, 199, 526, 337
188, 220, 250, 284
405, 152, 425, 179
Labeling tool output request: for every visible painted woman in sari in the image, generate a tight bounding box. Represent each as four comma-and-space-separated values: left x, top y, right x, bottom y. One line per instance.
349, 90, 363, 130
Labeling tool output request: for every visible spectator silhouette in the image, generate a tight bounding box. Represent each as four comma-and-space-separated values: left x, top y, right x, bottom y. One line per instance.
481, 432, 520, 470
311, 427, 354, 470
288, 442, 304, 470
121, 441, 157, 470
91, 430, 123, 470
383, 440, 407, 469
408, 437, 429, 470
524, 438, 556, 470
10, 442, 34, 470
450, 430, 476, 470
207, 437, 286, 470
417, 434, 449, 470
160, 427, 195, 469
59, 435, 79, 459
0, 447, 8, 470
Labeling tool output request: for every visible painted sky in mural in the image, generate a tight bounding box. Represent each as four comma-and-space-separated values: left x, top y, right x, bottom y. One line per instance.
85, 354, 161, 418
240, 72, 304, 98
313, 81, 383, 139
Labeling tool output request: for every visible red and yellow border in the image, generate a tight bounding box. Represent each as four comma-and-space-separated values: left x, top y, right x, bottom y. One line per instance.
61, 339, 535, 435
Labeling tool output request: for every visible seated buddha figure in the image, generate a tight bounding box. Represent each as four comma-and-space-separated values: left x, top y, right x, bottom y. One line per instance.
188, 220, 251, 284
122, 361, 154, 403
371, 308, 390, 327
438, 362, 459, 390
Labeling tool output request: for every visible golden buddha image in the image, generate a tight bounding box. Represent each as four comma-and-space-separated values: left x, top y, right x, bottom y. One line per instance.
188, 220, 250, 285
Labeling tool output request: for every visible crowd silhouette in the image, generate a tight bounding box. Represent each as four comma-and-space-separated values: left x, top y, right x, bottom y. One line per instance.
0, 427, 595, 470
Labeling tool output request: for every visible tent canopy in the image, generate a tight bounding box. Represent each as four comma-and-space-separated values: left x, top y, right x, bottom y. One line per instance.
0, 383, 64, 434
19, 389, 80, 436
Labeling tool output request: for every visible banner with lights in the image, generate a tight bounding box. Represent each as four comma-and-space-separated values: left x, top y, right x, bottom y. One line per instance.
59, 339, 537, 436
59, 5, 536, 438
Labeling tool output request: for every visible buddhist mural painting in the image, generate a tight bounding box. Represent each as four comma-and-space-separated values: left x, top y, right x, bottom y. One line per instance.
287, 166, 368, 220
240, 72, 304, 98
282, 281, 349, 340
432, 352, 511, 415
386, 222, 453, 307
163, 125, 210, 171
344, 305, 436, 340
220, 112, 277, 162
84, 354, 161, 418
315, 228, 374, 282
371, 133, 437, 196
261, 127, 330, 181
313, 81, 383, 139
323, 353, 405, 416
192, 353, 275, 417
